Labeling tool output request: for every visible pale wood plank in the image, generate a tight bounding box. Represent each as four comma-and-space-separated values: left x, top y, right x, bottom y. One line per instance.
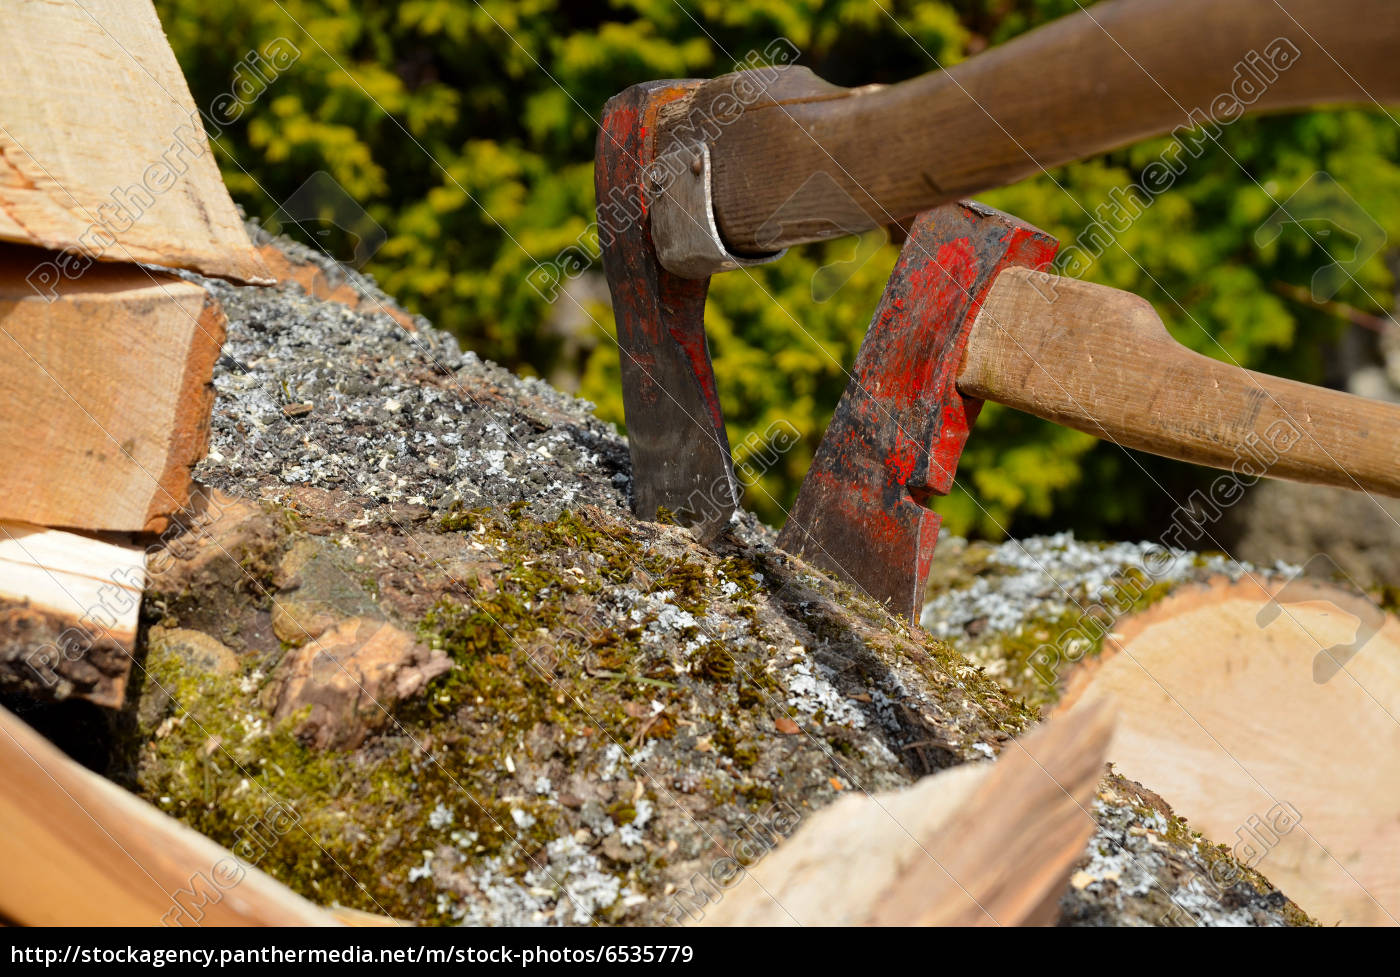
0, 247, 226, 532
0, 521, 143, 708
0, 704, 338, 926
0, 0, 268, 282
699, 702, 1113, 925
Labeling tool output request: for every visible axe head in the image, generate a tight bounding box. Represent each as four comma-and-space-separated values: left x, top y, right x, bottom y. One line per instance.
778, 202, 1058, 621
595, 81, 780, 541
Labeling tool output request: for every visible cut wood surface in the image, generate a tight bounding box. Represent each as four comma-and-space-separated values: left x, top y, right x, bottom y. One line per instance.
0, 246, 226, 532
1055, 577, 1400, 926
700, 702, 1113, 925
0, 704, 338, 926
0, 521, 143, 708
960, 268, 1400, 498
0, 0, 268, 282
684, 0, 1400, 253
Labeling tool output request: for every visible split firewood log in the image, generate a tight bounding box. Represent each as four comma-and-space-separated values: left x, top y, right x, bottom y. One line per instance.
0, 703, 337, 926
0, 521, 143, 708
0, 248, 225, 532
699, 702, 1114, 925
0, 0, 267, 282
1055, 575, 1400, 926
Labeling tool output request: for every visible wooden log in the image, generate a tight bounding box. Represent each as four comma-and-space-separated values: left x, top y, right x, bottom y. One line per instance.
699, 701, 1113, 925
0, 0, 268, 283
1056, 577, 1400, 926
0, 703, 338, 926
0, 521, 144, 708
0, 246, 225, 532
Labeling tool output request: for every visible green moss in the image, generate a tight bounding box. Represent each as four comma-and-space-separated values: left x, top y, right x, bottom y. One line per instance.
123, 505, 738, 923
438, 502, 489, 532
123, 646, 397, 912
692, 645, 734, 682
710, 723, 759, 770
992, 606, 1095, 710
607, 800, 637, 825
734, 602, 764, 640
654, 558, 710, 614
124, 500, 1043, 924
915, 633, 1038, 736
826, 734, 857, 758
978, 569, 1178, 712
735, 681, 765, 710
716, 556, 763, 599
736, 782, 774, 805
1102, 774, 1321, 928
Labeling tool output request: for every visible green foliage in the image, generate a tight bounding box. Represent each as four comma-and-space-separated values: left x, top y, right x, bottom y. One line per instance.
159, 0, 1400, 538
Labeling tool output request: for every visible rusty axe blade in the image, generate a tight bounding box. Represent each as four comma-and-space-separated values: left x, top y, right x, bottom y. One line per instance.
595, 81, 781, 541
778, 202, 1058, 621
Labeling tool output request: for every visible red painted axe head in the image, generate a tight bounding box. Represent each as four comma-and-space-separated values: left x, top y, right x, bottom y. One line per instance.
778, 202, 1059, 621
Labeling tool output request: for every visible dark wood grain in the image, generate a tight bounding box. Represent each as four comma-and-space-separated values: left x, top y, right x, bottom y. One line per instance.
675, 0, 1400, 254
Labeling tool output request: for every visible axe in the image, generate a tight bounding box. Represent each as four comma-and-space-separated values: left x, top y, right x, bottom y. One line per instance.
594, 0, 1400, 618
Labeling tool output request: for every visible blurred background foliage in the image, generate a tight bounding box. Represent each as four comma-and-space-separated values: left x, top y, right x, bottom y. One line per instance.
158, 0, 1400, 540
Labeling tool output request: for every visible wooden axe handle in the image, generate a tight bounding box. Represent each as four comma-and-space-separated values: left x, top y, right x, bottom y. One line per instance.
959, 267, 1400, 497
697, 0, 1398, 253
